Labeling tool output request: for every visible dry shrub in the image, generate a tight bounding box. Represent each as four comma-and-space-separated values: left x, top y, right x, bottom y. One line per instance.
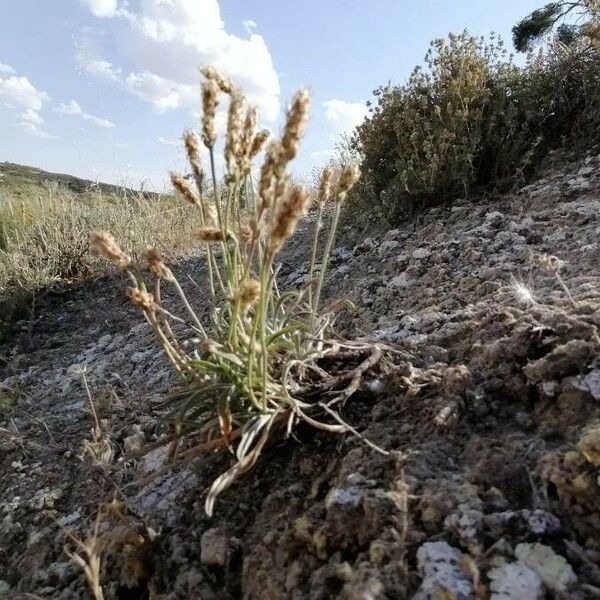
349, 30, 600, 224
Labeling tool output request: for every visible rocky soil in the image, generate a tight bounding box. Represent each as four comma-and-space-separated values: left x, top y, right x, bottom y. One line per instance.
2, 150, 600, 599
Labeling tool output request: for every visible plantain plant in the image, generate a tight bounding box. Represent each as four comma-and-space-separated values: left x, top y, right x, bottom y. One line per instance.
93, 67, 379, 515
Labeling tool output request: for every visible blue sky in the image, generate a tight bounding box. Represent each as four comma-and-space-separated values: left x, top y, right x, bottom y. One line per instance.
0, 0, 542, 191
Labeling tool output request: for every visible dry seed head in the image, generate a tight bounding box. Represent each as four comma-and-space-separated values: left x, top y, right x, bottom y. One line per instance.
171, 172, 200, 206
127, 287, 156, 313
201, 65, 234, 95
268, 185, 310, 255
249, 129, 270, 159
281, 89, 310, 162
196, 226, 228, 242
242, 106, 258, 148
258, 140, 281, 212
202, 200, 218, 226
535, 253, 564, 276
199, 338, 218, 354
145, 246, 173, 280
336, 163, 361, 202
183, 130, 203, 180
237, 222, 253, 245
318, 166, 334, 206
201, 79, 219, 148
91, 231, 131, 268
240, 106, 258, 174
233, 278, 261, 307
224, 91, 245, 181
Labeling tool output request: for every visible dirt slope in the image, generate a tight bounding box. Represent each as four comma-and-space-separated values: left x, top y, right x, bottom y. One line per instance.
1, 150, 600, 599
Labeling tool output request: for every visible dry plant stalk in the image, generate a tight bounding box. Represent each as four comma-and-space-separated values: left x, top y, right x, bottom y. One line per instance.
92, 66, 364, 516
64, 511, 105, 600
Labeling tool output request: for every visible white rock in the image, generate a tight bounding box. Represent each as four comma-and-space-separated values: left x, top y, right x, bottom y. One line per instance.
515, 543, 577, 592
124, 431, 146, 456
584, 371, 600, 400
488, 562, 543, 599
389, 273, 411, 288
326, 487, 363, 510
413, 541, 473, 600
412, 247, 431, 260
378, 240, 401, 255
138, 445, 169, 475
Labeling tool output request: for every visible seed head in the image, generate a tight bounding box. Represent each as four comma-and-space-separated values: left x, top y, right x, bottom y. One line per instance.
91, 231, 131, 268
268, 185, 310, 255
224, 91, 245, 181
258, 141, 281, 213
233, 278, 261, 307
201, 79, 219, 148
336, 163, 361, 202
240, 106, 258, 174
281, 89, 310, 162
512, 281, 535, 304
242, 106, 258, 149
196, 226, 228, 242
237, 222, 253, 245
171, 172, 200, 206
145, 246, 173, 280
202, 201, 218, 226
201, 66, 234, 95
318, 166, 334, 206
249, 129, 270, 159
535, 253, 564, 276
183, 130, 203, 182
127, 287, 156, 313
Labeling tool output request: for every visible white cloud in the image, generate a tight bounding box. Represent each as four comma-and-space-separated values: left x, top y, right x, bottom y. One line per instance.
82, 113, 115, 128
78, 0, 280, 120
243, 19, 257, 34
22, 108, 44, 125
56, 100, 83, 115
0, 75, 49, 113
56, 98, 115, 128
323, 99, 368, 138
75, 42, 122, 82
79, 0, 119, 18
158, 136, 179, 146
0, 62, 15, 74
126, 71, 183, 111
82, 58, 122, 82
19, 121, 54, 139
0, 74, 52, 137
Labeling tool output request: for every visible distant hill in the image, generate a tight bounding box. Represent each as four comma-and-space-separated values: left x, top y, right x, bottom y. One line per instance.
0, 162, 156, 200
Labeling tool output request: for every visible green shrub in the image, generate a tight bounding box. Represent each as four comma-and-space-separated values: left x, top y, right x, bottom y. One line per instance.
348, 29, 600, 224
512, 1, 600, 52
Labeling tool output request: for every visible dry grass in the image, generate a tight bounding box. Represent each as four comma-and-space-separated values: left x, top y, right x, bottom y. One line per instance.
0, 182, 202, 316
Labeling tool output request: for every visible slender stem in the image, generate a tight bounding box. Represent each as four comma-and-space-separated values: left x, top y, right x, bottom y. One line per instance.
307, 203, 324, 308
191, 167, 217, 302
209, 147, 234, 291
170, 277, 208, 339
312, 202, 341, 324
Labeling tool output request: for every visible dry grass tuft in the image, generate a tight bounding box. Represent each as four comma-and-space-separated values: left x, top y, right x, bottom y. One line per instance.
94, 67, 376, 515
